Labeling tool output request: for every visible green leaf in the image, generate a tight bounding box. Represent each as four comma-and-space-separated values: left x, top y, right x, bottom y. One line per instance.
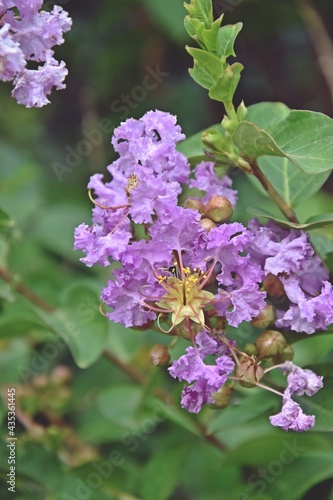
233, 121, 283, 158
146, 398, 201, 437
217, 22, 243, 57
201, 17, 221, 53
234, 109, 333, 174
140, 446, 186, 500
299, 378, 333, 432
184, 0, 213, 26
97, 384, 144, 426
187, 47, 225, 89
224, 433, 331, 467
310, 230, 333, 259
242, 103, 331, 207
208, 390, 277, 435
209, 62, 243, 102
35, 283, 108, 368
247, 208, 333, 230
266, 452, 333, 500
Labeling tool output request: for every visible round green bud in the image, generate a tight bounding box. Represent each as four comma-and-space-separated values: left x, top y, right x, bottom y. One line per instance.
251, 304, 275, 329
255, 330, 287, 358
184, 198, 204, 213
203, 195, 233, 223
200, 217, 217, 233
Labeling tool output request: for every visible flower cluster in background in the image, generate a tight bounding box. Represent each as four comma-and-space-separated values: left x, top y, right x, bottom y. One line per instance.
74, 110, 331, 432
0, 0, 72, 107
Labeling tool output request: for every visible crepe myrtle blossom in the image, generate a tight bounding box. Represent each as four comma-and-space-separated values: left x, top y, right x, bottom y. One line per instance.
98, 206, 266, 331
269, 361, 323, 431
168, 330, 235, 413
0, 0, 72, 106
74, 110, 326, 431
248, 219, 333, 334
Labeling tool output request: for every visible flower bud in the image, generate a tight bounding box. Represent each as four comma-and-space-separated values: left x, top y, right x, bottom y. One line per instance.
263, 274, 285, 297
221, 115, 234, 131
200, 218, 217, 233
237, 100, 248, 121
244, 343, 257, 356
149, 344, 170, 366
201, 129, 226, 152
251, 304, 275, 329
184, 198, 204, 213
236, 358, 264, 388
203, 195, 233, 223
255, 330, 287, 358
210, 384, 233, 409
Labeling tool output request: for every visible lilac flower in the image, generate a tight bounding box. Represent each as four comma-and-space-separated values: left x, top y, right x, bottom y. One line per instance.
276, 276, 333, 334
12, 54, 68, 107
192, 223, 266, 326
189, 161, 238, 207
0, 1, 72, 106
8, 6, 72, 62
111, 110, 190, 184
269, 394, 315, 432
248, 219, 333, 334
168, 331, 235, 413
0, 23, 26, 81
248, 219, 313, 275
280, 361, 323, 397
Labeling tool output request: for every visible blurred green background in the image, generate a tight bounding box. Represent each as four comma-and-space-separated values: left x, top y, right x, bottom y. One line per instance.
1, 1, 333, 499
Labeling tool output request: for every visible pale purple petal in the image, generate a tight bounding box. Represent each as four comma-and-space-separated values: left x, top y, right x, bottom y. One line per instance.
0, 23, 26, 81
12, 55, 68, 107
189, 161, 238, 207
269, 396, 315, 432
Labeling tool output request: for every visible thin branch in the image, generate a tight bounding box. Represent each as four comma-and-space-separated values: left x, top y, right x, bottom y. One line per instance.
295, 0, 333, 105
0, 267, 55, 313
250, 160, 299, 223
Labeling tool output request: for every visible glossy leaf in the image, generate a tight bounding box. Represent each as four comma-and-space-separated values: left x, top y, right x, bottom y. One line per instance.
140, 446, 186, 500
217, 22, 243, 57
35, 283, 108, 368
247, 208, 333, 230
209, 62, 243, 103
187, 47, 225, 89
234, 109, 333, 174
299, 378, 333, 432
242, 103, 331, 207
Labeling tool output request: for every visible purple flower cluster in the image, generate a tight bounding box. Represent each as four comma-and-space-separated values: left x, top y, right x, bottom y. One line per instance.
168, 330, 235, 413
269, 361, 323, 432
248, 219, 333, 334
75, 110, 328, 431
0, 0, 72, 106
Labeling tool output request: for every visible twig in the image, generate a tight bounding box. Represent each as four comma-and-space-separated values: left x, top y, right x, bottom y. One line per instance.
295, 0, 333, 105
249, 160, 299, 223
0, 267, 55, 313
